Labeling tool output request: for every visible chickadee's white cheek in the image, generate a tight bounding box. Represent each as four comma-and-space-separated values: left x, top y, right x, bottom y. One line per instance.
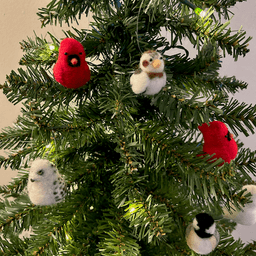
206, 222, 216, 235
192, 218, 199, 230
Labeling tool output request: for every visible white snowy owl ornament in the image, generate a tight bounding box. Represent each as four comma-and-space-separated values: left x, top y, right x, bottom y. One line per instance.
186, 213, 220, 255
28, 159, 67, 206
223, 184, 256, 225
130, 50, 166, 95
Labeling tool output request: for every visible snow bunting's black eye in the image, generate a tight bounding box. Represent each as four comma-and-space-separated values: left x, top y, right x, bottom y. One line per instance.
149, 58, 153, 62
79, 52, 83, 55
37, 169, 44, 176
64, 52, 68, 55
160, 56, 163, 60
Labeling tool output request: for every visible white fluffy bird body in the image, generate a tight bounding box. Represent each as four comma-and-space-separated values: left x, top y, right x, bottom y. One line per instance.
186, 213, 220, 255
28, 159, 66, 206
223, 184, 256, 225
130, 50, 166, 95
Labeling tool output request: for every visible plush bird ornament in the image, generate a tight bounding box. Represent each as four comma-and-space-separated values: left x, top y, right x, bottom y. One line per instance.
198, 121, 238, 164
28, 159, 67, 206
53, 38, 90, 89
130, 50, 166, 95
223, 185, 256, 225
186, 213, 220, 255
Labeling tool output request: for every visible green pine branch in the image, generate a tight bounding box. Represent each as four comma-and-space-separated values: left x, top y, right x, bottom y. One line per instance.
221, 98, 256, 137
235, 148, 256, 180
97, 209, 141, 256
0, 169, 28, 197
167, 4, 251, 60
0, 235, 29, 256
139, 124, 251, 210
19, 34, 59, 68
37, 0, 91, 27
198, 0, 249, 19
2, 66, 91, 108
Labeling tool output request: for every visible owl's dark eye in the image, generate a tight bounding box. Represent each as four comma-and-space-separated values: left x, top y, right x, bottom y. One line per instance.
79, 52, 83, 55
37, 169, 44, 175
64, 52, 68, 55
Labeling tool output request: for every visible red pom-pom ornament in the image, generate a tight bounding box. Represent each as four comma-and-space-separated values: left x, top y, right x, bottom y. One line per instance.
53, 38, 90, 89
198, 121, 238, 164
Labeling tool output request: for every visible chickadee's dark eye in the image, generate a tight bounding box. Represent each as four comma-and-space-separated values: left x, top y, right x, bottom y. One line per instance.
79, 52, 83, 55
64, 52, 68, 55
37, 169, 44, 175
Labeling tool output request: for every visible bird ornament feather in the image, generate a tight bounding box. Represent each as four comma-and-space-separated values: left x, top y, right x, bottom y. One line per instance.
130, 50, 166, 95
198, 121, 238, 165
28, 159, 67, 206
186, 213, 220, 255
53, 38, 90, 89
223, 184, 256, 225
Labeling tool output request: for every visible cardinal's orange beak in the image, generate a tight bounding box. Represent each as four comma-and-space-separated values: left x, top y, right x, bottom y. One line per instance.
71, 58, 78, 66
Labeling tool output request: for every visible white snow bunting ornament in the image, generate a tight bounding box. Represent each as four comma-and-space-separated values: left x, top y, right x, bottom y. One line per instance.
28, 159, 67, 206
223, 184, 256, 225
130, 50, 166, 95
186, 213, 220, 255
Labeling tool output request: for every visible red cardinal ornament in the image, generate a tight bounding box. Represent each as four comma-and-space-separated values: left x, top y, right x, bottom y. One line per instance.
198, 121, 238, 164
53, 38, 90, 89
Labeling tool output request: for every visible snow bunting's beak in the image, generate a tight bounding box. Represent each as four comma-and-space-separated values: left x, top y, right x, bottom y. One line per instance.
30, 179, 36, 182
152, 59, 161, 69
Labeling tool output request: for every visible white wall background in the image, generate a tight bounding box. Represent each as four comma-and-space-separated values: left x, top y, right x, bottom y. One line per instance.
219, 1, 256, 244
0, 0, 256, 244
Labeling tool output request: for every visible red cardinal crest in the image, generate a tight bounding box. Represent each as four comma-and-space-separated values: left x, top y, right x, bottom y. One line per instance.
198, 121, 238, 164
53, 38, 90, 89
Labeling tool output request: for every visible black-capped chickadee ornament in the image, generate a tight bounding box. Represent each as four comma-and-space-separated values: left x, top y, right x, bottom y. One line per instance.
130, 50, 166, 95
223, 184, 256, 225
186, 213, 220, 255
28, 159, 67, 206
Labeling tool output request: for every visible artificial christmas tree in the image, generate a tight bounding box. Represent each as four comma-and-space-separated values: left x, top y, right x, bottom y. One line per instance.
0, 0, 256, 255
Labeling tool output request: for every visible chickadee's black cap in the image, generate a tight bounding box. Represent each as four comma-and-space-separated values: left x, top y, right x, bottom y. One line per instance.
196, 213, 214, 230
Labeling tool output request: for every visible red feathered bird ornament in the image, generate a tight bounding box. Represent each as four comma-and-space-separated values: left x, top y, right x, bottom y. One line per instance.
53, 38, 90, 89
198, 121, 238, 164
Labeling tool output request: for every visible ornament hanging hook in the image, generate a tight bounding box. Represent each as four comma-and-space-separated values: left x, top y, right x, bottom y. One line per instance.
135, 0, 144, 54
